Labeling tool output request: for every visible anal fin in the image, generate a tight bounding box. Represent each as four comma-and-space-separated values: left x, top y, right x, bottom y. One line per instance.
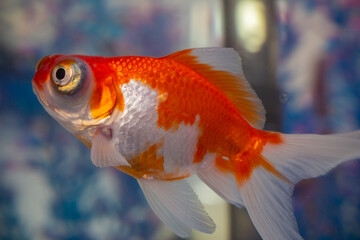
138, 178, 215, 238
198, 165, 244, 208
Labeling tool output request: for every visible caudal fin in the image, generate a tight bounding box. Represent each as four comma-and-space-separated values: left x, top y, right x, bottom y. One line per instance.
200, 130, 360, 240
262, 130, 360, 183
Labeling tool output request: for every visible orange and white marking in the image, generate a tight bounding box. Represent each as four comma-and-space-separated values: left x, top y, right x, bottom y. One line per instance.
32, 48, 360, 239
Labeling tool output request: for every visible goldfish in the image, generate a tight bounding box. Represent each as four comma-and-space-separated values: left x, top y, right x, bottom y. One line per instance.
32, 48, 360, 239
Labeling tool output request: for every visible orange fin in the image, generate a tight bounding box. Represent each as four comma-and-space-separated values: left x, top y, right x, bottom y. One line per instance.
166, 48, 266, 129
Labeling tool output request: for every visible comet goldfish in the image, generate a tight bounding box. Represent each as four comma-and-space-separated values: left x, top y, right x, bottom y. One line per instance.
32, 48, 360, 239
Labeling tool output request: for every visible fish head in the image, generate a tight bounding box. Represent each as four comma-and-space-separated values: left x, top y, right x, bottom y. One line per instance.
32, 55, 118, 135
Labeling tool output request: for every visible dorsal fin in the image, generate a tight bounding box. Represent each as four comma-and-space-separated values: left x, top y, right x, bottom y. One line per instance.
166, 48, 266, 129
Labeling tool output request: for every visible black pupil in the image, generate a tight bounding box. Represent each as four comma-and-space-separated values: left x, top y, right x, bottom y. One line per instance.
56, 68, 66, 80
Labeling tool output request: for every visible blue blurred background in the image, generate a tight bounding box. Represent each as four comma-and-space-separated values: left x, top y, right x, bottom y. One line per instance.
0, 0, 359, 239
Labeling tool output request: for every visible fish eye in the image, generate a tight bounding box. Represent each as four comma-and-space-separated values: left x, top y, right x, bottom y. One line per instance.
51, 59, 85, 95
56, 68, 66, 79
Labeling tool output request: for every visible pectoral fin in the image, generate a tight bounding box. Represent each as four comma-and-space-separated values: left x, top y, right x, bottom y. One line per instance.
91, 127, 130, 167
138, 178, 215, 238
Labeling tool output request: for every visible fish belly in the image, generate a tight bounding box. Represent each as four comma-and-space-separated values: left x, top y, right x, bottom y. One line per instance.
111, 79, 209, 179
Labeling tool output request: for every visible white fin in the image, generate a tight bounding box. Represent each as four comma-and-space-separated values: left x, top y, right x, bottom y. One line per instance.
240, 167, 302, 240
198, 166, 244, 208
167, 48, 266, 129
239, 130, 360, 240
138, 178, 216, 238
91, 128, 130, 168
263, 130, 360, 183
190, 48, 246, 79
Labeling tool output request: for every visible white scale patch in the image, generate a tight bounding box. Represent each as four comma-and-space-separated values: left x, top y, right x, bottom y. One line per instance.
110, 79, 213, 176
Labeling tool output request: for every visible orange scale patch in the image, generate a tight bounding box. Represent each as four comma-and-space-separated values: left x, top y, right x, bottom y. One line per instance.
97, 54, 283, 183
115, 143, 188, 180
215, 131, 288, 187
115, 143, 164, 179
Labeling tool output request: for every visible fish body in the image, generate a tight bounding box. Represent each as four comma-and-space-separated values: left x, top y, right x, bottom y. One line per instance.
32, 48, 360, 239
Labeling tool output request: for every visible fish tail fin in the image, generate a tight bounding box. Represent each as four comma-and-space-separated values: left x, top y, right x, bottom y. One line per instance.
199, 130, 360, 240
262, 130, 360, 184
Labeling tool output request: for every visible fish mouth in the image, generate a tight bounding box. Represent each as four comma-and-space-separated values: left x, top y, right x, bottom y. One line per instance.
32, 84, 79, 131
32, 81, 43, 103
32, 80, 106, 132
31, 80, 62, 119
32, 81, 50, 108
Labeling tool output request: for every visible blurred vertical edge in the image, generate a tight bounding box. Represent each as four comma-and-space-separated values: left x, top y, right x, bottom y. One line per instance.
223, 0, 279, 239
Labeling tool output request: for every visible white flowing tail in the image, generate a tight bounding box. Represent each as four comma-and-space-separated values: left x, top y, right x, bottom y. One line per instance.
199, 130, 360, 240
